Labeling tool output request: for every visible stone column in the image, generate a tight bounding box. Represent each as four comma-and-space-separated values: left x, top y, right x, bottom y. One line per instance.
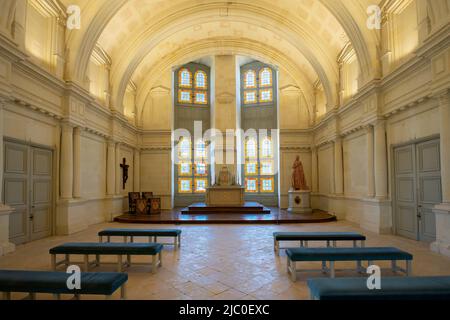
133, 149, 140, 192
72, 127, 81, 198
432, 92, 450, 257
214, 55, 237, 175
366, 125, 375, 197
106, 141, 116, 196
334, 138, 344, 195
374, 120, 388, 198
115, 143, 121, 194
60, 124, 74, 199
439, 93, 450, 203
311, 147, 318, 193
0, 100, 15, 256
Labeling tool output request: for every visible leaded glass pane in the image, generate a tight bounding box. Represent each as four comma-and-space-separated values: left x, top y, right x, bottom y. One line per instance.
195, 71, 207, 89
261, 178, 274, 192
245, 178, 258, 193
245, 70, 256, 88
195, 92, 207, 104
179, 69, 192, 87
260, 68, 272, 87
260, 89, 272, 102
244, 91, 257, 104
178, 178, 192, 193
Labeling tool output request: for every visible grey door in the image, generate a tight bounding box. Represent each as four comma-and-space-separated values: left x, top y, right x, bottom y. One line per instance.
416, 140, 440, 242
394, 139, 440, 242
394, 144, 417, 240
30, 147, 53, 241
4, 142, 29, 244
3, 141, 53, 244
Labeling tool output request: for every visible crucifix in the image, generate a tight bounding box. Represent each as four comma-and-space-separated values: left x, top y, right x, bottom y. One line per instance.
120, 158, 130, 189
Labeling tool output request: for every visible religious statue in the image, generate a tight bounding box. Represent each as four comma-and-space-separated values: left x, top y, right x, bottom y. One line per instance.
120, 158, 129, 189
292, 156, 309, 191
216, 165, 234, 186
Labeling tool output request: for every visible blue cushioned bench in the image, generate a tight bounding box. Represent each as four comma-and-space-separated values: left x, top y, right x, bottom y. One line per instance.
50, 243, 163, 273
307, 276, 450, 300
286, 247, 413, 281
99, 229, 181, 249
273, 232, 366, 255
0, 270, 128, 300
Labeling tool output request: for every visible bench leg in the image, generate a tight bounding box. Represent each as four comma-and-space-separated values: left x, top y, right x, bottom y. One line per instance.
99, 236, 103, 243
391, 260, 397, 273
152, 255, 158, 274
154, 236, 158, 243
159, 251, 163, 267
127, 255, 131, 267
178, 235, 181, 248
321, 261, 327, 274
357, 260, 363, 273
353, 240, 357, 248
51, 254, 57, 271
96, 254, 101, 267
117, 255, 123, 272
406, 260, 412, 276
65, 254, 70, 267
333, 241, 337, 247
121, 284, 127, 300
130, 236, 134, 243
326, 240, 331, 248
107, 236, 111, 243
329, 261, 336, 278
84, 255, 90, 271
290, 259, 297, 282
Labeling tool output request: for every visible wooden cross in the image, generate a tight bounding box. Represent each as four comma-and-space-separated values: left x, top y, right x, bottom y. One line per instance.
120, 158, 130, 189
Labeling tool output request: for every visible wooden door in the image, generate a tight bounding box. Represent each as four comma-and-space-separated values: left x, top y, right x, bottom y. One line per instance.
393, 139, 440, 242
30, 147, 52, 241
3, 141, 53, 244
416, 140, 440, 242
394, 144, 417, 240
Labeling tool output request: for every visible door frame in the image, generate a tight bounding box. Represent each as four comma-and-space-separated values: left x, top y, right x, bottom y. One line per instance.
3, 137, 56, 241
390, 134, 440, 239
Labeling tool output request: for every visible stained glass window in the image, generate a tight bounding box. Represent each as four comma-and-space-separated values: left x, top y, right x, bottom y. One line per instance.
260, 89, 272, 103
245, 178, 258, 193
261, 178, 274, 193
244, 70, 256, 88
179, 90, 192, 103
179, 163, 192, 176
178, 138, 191, 159
179, 69, 192, 87
260, 68, 272, 87
261, 161, 273, 175
245, 162, 258, 176
194, 178, 207, 193
244, 91, 257, 104
195, 71, 207, 89
195, 140, 206, 159
246, 138, 257, 159
261, 137, 272, 158
195, 163, 207, 176
195, 92, 207, 104
178, 178, 192, 193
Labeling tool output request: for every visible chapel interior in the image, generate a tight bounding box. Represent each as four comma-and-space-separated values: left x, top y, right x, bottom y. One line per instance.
0, 0, 450, 300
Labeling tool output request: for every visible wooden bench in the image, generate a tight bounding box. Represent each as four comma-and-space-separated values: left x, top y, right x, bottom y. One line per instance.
307, 276, 450, 300
0, 270, 128, 300
98, 229, 181, 249
273, 232, 366, 255
49, 243, 163, 273
286, 247, 413, 281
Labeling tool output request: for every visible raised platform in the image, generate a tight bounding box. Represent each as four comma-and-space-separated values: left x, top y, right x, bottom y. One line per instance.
181, 202, 271, 215
114, 207, 337, 225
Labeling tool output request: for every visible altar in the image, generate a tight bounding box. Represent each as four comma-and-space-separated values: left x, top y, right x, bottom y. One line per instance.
206, 186, 245, 207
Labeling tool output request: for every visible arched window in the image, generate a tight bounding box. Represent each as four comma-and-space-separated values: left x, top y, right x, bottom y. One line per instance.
242, 65, 275, 106
244, 70, 256, 88
240, 62, 277, 198
179, 68, 192, 87
260, 68, 272, 87
178, 137, 191, 160
176, 64, 210, 107
195, 71, 207, 89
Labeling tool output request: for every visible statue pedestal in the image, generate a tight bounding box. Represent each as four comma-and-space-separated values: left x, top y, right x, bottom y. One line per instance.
288, 190, 312, 214
206, 186, 245, 207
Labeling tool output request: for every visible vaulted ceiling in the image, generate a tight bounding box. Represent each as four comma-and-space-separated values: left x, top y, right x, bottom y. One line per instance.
62, 0, 381, 112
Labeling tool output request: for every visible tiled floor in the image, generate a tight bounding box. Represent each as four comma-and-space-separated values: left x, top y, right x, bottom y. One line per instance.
1, 220, 450, 300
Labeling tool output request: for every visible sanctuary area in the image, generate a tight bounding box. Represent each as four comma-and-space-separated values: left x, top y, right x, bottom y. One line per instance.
0, 0, 450, 301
